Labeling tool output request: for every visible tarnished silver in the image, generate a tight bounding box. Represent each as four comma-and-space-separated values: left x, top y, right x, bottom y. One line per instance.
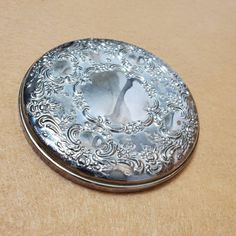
19, 39, 199, 192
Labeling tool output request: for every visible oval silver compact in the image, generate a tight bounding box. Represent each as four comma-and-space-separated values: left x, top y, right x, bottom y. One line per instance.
19, 39, 199, 192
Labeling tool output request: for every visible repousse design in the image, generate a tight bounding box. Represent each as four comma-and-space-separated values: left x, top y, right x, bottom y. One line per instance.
22, 39, 199, 183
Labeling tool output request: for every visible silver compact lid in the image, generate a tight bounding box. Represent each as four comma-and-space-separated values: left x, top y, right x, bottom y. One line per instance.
19, 39, 199, 192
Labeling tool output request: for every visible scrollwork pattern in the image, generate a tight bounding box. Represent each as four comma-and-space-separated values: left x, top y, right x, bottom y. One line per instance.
24, 39, 199, 180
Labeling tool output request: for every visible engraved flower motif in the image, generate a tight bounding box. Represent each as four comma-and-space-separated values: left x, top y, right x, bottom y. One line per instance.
27, 98, 60, 118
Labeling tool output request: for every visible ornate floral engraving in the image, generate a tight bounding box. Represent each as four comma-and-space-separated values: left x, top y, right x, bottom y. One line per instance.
24, 39, 199, 181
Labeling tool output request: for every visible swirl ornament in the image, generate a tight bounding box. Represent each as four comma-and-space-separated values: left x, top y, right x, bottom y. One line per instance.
67, 124, 82, 144
19, 39, 199, 192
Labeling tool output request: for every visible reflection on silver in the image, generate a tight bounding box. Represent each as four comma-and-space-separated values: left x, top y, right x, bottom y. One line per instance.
19, 39, 199, 192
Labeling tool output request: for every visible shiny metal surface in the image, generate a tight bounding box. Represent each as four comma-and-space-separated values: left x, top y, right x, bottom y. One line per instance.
19, 39, 199, 192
